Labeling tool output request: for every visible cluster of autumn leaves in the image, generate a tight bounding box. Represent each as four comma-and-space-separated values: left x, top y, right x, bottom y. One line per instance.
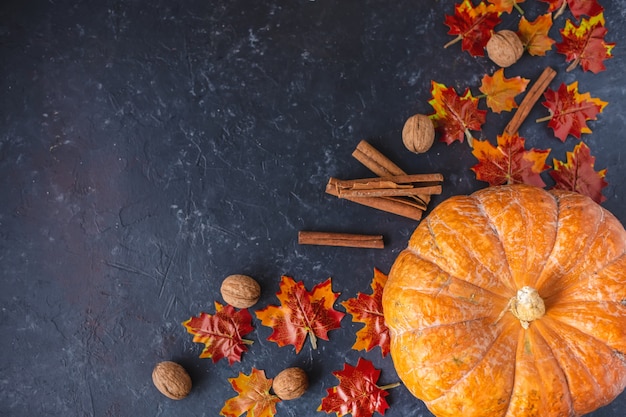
183, 270, 392, 417
432, 0, 614, 203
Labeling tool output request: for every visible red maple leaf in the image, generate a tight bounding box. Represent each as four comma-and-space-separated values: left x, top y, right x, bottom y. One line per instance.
182, 302, 254, 364
444, 0, 501, 57
539, 81, 607, 142
221, 368, 280, 417
318, 358, 399, 417
541, 0, 604, 19
255, 276, 345, 353
550, 141, 608, 203
556, 13, 614, 73
471, 133, 550, 187
341, 268, 390, 357
428, 81, 487, 146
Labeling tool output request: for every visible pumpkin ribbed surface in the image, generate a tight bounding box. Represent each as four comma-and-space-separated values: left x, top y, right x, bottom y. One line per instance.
382, 184, 626, 417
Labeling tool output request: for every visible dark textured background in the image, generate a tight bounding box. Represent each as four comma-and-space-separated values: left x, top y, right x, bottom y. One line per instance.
2, 1, 626, 416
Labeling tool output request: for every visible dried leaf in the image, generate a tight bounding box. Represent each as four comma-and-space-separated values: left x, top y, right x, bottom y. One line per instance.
479, 69, 530, 113
471, 133, 550, 187
556, 13, 615, 73
541, 0, 604, 19
428, 81, 487, 146
517, 13, 555, 56
550, 141, 608, 203
318, 358, 397, 417
444, 0, 501, 56
221, 368, 280, 417
255, 276, 345, 353
182, 302, 254, 364
539, 81, 607, 142
341, 268, 390, 357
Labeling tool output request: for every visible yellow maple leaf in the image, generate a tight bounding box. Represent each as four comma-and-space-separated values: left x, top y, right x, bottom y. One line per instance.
518, 13, 555, 56
479, 69, 530, 113
221, 368, 280, 417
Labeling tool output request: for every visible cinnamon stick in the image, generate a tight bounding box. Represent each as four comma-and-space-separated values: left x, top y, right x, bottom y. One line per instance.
327, 174, 443, 198
504, 67, 557, 136
352, 140, 406, 177
298, 231, 384, 249
352, 140, 431, 204
325, 184, 425, 220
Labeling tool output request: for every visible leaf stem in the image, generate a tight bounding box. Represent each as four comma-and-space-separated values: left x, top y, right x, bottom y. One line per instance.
309, 330, 318, 350
242, 338, 254, 345
444, 35, 463, 49
465, 128, 474, 148
566, 57, 580, 72
377, 382, 401, 391
554, 1, 568, 19
536, 115, 552, 123
513, 3, 524, 15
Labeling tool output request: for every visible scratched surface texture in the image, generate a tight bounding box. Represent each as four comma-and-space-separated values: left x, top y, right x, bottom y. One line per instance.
1, 1, 626, 416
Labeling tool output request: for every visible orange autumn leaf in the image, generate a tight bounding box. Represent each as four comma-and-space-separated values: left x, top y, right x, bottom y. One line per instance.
182, 302, 254, 364
517, 13, 555, 56
556, 13, 615, 73
444, 0, 501, 57
221, 368, 280, 417
539, 81, 607, 142
488, 0, 525, 14
255, 276, 345, 353
428, 81, 487, 146
341, 268, 390, 357
471, 133, 550, 187
479, 69, 529, 113
550, 141, 608, 203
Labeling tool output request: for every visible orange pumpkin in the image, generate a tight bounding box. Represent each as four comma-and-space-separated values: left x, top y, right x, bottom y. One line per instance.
382, 184, 626, 417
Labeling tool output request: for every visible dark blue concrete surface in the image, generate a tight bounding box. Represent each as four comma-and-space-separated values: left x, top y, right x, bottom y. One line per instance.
2, 1, 626, 416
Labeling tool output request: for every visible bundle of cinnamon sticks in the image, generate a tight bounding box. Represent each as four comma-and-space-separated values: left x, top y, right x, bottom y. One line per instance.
325, 140, 443, 222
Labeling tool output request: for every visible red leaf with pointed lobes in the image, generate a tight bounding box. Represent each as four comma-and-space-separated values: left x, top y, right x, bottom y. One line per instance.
221, 368, 280, 417
539, 81, 607, 142
471, 133, 550, 187
182, 302, 254, 365
318, 357, 399, 417
541, 0, 603, 19
255, 276, 345, 353
550, 142, 608, 203
444, 0, 501, 57
556, 13, 614, 73
428, 81, 487, 146
341, 268, 390, 357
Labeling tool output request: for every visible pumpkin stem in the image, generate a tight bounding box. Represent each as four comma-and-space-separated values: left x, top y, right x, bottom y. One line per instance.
509, 286, 545, 329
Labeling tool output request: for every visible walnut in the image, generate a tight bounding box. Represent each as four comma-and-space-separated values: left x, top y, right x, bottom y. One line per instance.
486, 30, 524, 68
272, 367, 309, 400
402, 114, 435, 154
152, 361, 192, 400
220, 274, 261, 309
